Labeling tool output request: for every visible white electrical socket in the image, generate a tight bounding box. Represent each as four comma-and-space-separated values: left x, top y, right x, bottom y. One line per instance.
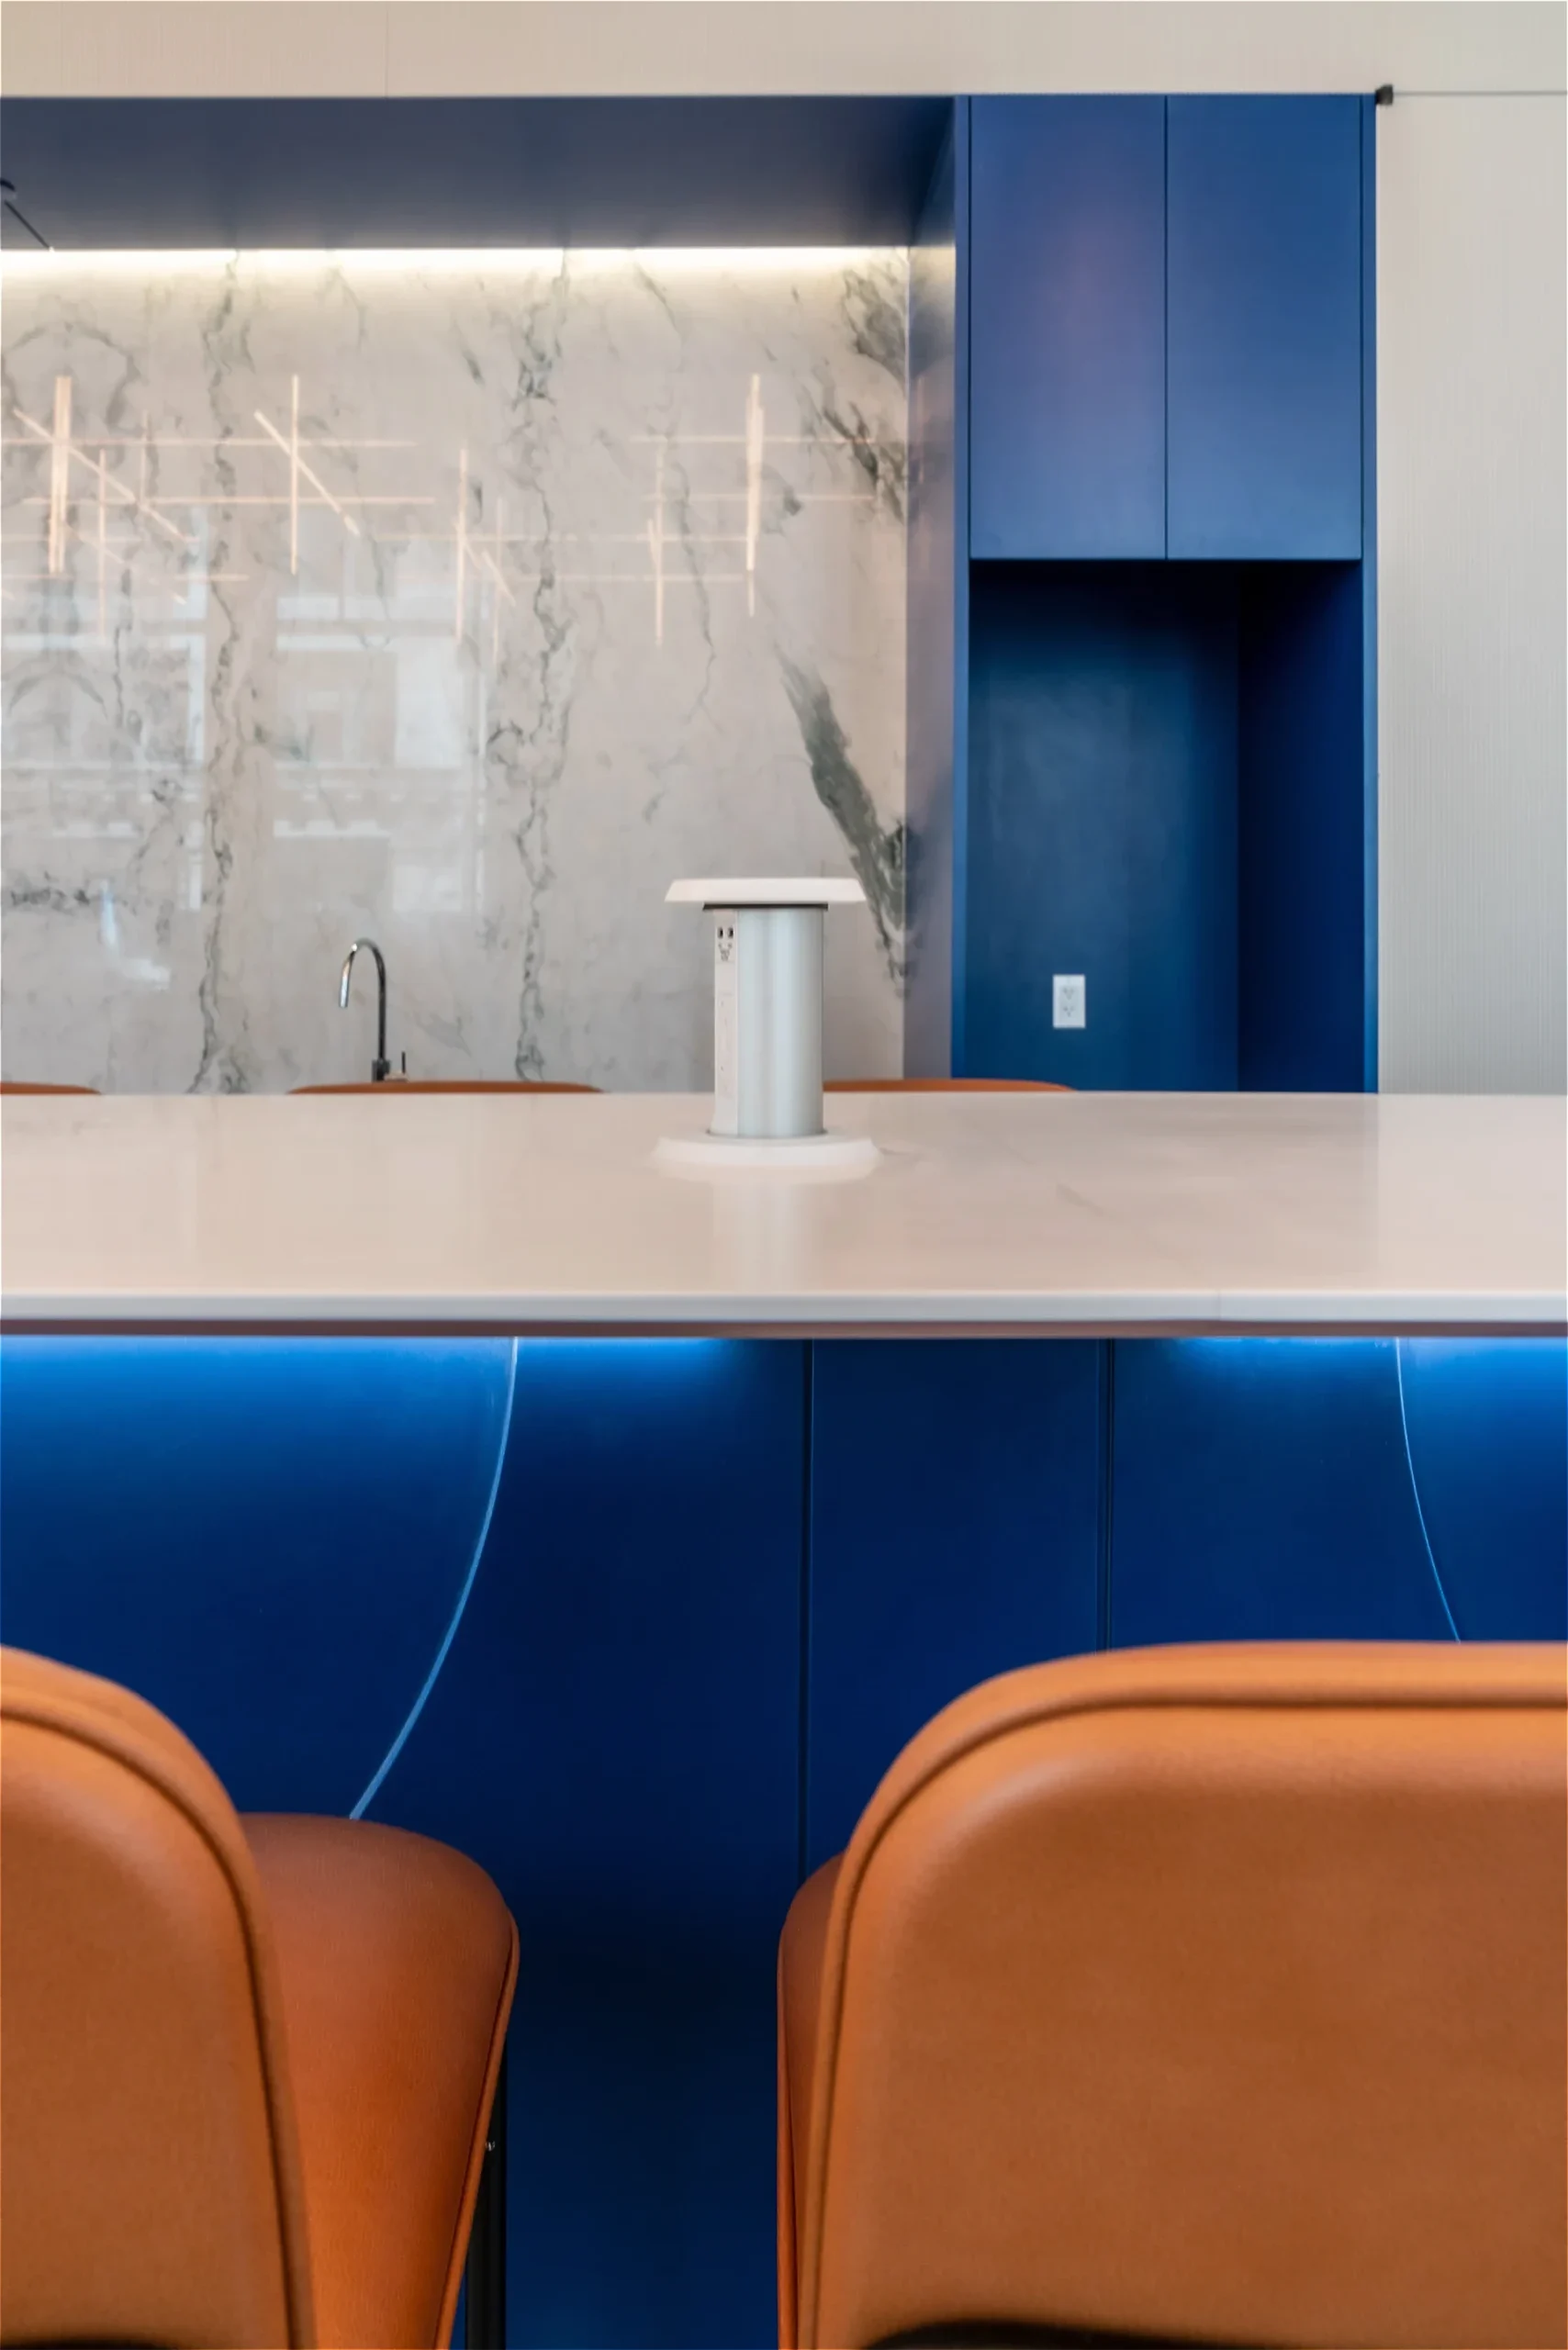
1053, 974, 1086, 1029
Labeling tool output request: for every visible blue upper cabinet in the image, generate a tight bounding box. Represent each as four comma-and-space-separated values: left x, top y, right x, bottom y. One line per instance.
969, 97, 1166, 559
1167, 97, 1363, 559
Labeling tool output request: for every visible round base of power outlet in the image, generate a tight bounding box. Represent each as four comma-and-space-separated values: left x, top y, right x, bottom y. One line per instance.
653, 1129, 880, 1181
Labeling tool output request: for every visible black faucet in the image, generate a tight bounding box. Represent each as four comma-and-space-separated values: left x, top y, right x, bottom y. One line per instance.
340, 937, 390, 1082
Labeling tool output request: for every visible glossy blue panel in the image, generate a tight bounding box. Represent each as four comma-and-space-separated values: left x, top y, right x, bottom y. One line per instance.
904, 112, 960, 1077
1238, 563, 1369, 1090
950, 99, 974, 1075
1360, 97, 1380, 1089
0, 1336, 511, 1812
8, 1327, 1552, 2349
0, 96, 950, 249
805, 1340, 1103, 1867
1168, 97, 1362, 559
1112, 1339, 1464, 1645
966, 564, 1238, 1087
360, 1339, 805, 2350
969, 97, 1166, 559
1398, 1340, 1568, 1639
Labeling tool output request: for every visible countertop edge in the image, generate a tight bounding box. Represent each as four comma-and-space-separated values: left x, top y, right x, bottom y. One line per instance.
5, 1289, 1564, 1338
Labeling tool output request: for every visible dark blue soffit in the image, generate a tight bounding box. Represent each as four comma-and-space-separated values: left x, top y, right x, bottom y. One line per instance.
0, 96, 954, 249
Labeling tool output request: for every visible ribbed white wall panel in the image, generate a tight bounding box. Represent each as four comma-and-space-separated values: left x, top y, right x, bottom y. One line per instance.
1377, 95, 1567, 1092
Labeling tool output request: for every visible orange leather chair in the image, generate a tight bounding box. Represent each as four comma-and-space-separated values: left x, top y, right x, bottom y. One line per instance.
778, 1643, 1567, 2350
1, 1647, 518, 2350
292, 1080, 599, 1095
824, 1078, 1070, 1092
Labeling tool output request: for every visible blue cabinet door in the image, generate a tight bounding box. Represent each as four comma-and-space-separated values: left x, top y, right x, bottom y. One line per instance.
0, 1335, 806, 2350
1167, 97, 1363, 559
805, 1339, 1103, 1868
1110, 1338, 1567, 1646
1110, 1340, 1463, 1646
360, 1338, 806, 2350
969, 97, 1166, 560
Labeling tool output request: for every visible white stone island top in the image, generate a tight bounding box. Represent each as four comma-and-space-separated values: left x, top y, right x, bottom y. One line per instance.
665, 878, 867, 905
1, 1091, 1562, 1337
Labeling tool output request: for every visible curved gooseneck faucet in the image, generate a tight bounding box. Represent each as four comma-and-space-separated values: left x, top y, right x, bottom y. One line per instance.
340, 937, 390, 1082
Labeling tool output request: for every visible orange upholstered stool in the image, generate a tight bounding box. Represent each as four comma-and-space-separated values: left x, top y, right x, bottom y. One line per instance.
0, 1647, 517, 2350
291, 1080, 598, 1094
823, 1077, 1070, 1091
778, 1642, 1567, 2350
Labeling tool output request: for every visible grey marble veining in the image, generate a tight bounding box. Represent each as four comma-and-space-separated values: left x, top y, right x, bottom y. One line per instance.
1, 250, 907, 1091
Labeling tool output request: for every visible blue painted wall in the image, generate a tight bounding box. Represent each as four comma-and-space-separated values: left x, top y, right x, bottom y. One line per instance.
5, 1333, 1560, 2344
1238, 562, 1369, 1090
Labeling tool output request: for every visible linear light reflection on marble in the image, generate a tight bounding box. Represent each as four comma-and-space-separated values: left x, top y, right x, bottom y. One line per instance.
0, 248, 891, 277
2, 248, 908, 1094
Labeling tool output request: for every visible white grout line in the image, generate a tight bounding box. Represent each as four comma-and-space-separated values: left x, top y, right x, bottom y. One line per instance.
288, 374, 299, 576
454, 445, 467, 642
744, 372, 764, 619
47, 375, 71, 575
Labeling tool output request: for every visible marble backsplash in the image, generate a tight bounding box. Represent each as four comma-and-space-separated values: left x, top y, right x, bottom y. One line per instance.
1, 250, 907, 1091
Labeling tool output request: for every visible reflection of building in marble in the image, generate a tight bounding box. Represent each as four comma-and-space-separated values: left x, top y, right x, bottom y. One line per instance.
1, 251, 907, 1091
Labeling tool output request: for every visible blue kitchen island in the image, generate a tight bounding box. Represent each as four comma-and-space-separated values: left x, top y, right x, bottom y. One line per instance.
2, 1088, 1563, 2347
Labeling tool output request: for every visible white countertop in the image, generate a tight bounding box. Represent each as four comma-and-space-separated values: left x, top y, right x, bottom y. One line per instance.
2, 1091, 1562, 1337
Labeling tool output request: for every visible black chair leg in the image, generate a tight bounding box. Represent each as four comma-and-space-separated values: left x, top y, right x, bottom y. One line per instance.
465, 2041, 508, 2350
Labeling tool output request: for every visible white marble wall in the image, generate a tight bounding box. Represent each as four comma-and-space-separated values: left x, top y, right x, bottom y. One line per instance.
1, 250, 907, 1091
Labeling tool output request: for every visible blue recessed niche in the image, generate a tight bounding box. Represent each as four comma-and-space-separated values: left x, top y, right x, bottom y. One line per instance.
908, 95, 1377, 1090
966, 558, 1371, 1091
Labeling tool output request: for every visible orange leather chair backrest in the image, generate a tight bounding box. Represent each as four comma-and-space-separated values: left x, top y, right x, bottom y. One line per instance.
291, 1080, 599, 1094
0, 1081, 99, 1093
781, 1642, 1568, 2350
1, 1648, 315, 2348
823, 1078, 1070, 1091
